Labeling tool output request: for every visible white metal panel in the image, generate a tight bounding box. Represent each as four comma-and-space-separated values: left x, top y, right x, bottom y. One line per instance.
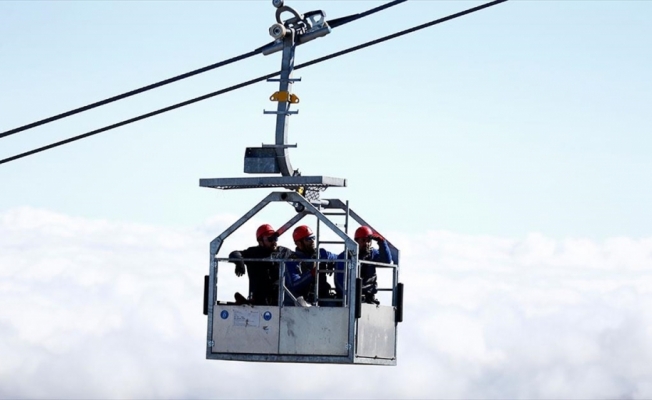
279, 307, 349, 356
212, 305, 280, 354
356, 304, 396, 360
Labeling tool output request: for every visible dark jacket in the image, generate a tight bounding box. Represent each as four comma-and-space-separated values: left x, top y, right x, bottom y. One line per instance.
230, 246, 292, 306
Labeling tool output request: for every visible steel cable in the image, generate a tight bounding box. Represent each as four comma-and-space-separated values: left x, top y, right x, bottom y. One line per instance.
0, 50, 262, 140
0, 0, 407, 140
0, 0, 508, 166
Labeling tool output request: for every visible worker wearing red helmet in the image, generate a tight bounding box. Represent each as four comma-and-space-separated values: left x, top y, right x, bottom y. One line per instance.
284, 225, 338, 306
228, 224, 292, 306
336, 226, 392, 305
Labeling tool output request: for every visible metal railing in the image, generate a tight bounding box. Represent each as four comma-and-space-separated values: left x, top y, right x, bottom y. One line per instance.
213, 255, 398, 308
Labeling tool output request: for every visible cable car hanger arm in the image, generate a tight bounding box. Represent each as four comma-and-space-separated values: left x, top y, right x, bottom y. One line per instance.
255, 0, 408, 53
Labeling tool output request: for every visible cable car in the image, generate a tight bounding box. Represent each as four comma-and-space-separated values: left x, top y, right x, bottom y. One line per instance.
200, 0, 404, 365
201, 190, 403, 365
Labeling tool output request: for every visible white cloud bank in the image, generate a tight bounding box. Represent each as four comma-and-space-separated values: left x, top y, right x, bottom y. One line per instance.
1, 207, 652, 399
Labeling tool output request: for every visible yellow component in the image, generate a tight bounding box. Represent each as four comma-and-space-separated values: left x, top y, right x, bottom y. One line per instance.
270, 91, 300, 104
296, 187, 305, 196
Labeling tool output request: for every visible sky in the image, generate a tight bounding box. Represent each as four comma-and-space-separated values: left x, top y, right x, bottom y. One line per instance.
1, 0, 652, 398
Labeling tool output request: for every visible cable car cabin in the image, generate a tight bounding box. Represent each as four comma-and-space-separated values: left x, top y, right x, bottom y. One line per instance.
200, 187, 404, 366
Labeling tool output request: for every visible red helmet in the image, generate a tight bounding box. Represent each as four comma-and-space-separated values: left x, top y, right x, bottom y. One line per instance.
293, 225, 313, 242
354, 226, 374, 240
256, 224, 276, 240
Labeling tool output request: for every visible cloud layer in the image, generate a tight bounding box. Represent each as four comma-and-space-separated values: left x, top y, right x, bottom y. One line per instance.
1, 207, 652, 399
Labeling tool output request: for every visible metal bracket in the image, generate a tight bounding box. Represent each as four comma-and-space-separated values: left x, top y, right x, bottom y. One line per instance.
262, 143, 297, 148
263, 110, 299, 115
267, 77, 302, 83
270, 91, 300, 104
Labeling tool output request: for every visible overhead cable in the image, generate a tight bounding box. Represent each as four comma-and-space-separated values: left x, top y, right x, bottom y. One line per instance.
0, 50, 262, 140
0, 0, 508, 166
0, 0, 406, 140
327, 0, 407, 28
0, 71, 280, 166
299, 0, 507, 70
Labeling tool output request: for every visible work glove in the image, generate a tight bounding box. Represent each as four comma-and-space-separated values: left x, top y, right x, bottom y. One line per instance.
229, 251, 245, 277
234, 262, 246, 277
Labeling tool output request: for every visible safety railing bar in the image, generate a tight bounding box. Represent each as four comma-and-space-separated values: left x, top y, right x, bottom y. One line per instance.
215, 258, 352, 304
315, 214, 322, 305
215, 257, 291, 262
215, 257, 353, 263
359, 260, 397, 268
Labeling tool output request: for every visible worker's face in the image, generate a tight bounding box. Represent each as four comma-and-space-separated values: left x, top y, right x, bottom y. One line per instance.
355, 236, 372, 254
260, 234, 278, 250
296, 235, 316, 254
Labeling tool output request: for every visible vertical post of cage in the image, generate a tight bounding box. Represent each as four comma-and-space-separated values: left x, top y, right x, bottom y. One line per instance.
314, 207, 321, 305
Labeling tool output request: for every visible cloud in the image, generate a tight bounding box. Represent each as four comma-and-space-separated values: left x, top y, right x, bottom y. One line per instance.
1, 207, 652, 399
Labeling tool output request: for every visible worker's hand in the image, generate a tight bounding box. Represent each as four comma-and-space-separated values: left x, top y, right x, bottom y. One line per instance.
320, 261, 335, 276
229, 251, 245, 276
371, 233, 385, 242
234, 262, 245, 277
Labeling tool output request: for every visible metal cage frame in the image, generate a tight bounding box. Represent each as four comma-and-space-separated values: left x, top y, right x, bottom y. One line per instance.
204, 191, 401, 365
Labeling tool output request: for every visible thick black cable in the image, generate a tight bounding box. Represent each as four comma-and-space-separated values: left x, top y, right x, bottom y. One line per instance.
0, 49, 262, 140
298, 0, 508, 70
0, 0, 508, 166
327, 0, 407, 28
0, 70, 281, 166
1, 0, 405, 140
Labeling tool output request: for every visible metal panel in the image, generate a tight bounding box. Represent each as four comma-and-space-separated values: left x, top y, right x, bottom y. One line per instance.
356, 304, 396, 360
207, 353, 352, 364
244, 147, 280, 174
353, 356, 396, 366
212, 305, 280, 354
279, 307, 349, 356
199, 176, 347, 190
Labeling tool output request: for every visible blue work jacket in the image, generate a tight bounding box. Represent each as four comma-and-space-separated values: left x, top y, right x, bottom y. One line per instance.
285, 248, 338, 300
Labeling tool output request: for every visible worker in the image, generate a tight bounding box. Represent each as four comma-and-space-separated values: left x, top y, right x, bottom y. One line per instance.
284, 225, 338, 306
229, 224, 292, 306
336, 226, 392, 305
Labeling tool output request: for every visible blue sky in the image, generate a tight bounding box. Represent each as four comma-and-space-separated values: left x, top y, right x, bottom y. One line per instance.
2, 1, 652, 398
2, 0, 651, 240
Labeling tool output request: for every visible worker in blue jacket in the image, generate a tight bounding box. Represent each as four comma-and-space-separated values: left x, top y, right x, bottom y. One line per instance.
336, 226, 393, 305
284, 225, 338, 306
